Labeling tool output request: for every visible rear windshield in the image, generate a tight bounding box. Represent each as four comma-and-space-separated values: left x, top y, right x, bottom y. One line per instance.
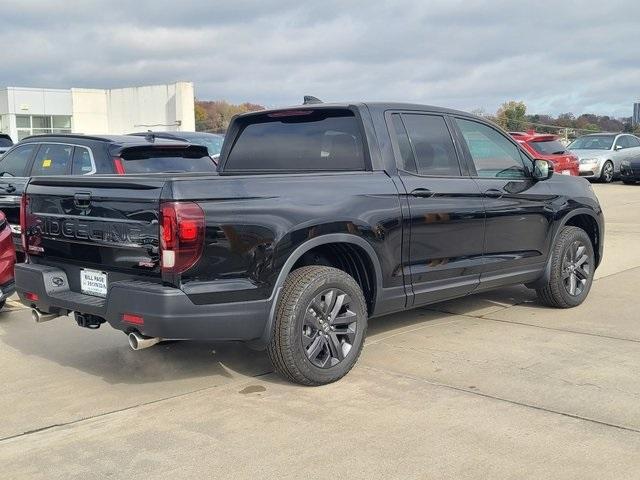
0, 136, 13, 147
121, 146, 217, 173
529, 139, 566, 155
225, 109, 365, 172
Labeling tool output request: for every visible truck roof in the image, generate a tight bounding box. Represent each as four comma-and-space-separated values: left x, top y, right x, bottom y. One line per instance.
237, 102, 475, 119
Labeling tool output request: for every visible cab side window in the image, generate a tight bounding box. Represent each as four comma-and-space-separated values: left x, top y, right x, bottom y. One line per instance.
392, 113, 461, 176
0, 144, 35, 177
628, 136, 640, 148
31, 144, 73, 176
455, 118, 528, 179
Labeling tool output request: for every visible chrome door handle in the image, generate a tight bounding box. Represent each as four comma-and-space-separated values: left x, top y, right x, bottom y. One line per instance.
410, 188, 434, 198
484, 189, 503, 199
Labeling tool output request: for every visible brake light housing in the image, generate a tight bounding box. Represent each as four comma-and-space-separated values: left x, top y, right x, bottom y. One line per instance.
113, 156, 126, 175
160, 202, 205, 275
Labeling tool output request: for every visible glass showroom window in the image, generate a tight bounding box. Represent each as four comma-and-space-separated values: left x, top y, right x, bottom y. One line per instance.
16, 115, 72, 140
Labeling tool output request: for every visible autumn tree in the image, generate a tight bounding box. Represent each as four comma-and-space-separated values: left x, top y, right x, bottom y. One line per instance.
495, 101, 527, 131
194, 103, 209, 131
195, 100, 265, 132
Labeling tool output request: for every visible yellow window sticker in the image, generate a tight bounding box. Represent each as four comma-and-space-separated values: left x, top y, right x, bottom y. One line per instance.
42, 159, 52, 168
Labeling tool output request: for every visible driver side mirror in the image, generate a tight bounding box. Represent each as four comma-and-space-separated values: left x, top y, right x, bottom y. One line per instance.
533, 159, 553, 181
615, 144, 623, 151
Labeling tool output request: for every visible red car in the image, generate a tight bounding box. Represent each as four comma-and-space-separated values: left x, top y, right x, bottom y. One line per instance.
510, 131, 579, 176
0, 211, 16, 310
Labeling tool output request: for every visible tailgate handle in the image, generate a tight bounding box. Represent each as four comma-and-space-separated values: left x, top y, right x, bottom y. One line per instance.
74, 192, 92, 208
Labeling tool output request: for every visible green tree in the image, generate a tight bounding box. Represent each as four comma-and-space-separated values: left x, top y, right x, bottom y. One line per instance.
495, 101, 527, 131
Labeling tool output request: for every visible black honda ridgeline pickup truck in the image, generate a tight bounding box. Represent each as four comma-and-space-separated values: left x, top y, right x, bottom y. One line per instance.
15, 102, 604, 385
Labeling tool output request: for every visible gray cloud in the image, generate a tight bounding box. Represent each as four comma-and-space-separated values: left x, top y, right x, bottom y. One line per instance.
1, 0, 638, 116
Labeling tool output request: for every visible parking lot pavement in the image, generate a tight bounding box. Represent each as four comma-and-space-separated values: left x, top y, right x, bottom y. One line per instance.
1, 183, 639, 479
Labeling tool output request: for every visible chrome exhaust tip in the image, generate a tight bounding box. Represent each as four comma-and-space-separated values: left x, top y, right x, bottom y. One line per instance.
31, 308, 59, 323
128, 332, 161, 351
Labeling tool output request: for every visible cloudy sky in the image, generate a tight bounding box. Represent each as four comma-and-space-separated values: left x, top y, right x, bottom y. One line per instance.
1, 0, 638, 117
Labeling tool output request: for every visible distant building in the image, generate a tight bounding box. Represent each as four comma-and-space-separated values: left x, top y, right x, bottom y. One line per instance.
0, 82, 195, 142
634, 103, 640, 127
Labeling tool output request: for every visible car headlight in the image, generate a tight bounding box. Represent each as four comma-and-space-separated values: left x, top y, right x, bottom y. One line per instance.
579, 158, 599, 165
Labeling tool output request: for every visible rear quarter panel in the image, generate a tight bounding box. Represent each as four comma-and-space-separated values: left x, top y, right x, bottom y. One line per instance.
168, 172, 403, 306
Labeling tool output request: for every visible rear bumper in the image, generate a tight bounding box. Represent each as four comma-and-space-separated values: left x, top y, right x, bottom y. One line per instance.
14, 263, 271, 342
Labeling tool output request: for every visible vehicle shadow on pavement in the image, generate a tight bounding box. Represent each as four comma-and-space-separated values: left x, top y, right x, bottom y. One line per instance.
367, 285, 540, 338
0, 312, 273, 385
0, 285, 541, 386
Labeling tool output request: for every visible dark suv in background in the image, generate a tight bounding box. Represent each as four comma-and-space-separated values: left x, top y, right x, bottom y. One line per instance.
0, 133, 217, 253
0, 134, 13, 157
129, 131, 225, 159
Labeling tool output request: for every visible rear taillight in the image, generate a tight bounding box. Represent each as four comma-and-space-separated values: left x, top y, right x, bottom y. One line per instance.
160, 202, 205, 274
20, 193, 27, 251
113, 156, 126, 175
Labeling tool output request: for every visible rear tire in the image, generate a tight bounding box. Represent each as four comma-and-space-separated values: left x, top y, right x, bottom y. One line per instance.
0, 300, 5, 311
599, 161, 614, 183
536, 226, 595, 308
268, 266, 368, 385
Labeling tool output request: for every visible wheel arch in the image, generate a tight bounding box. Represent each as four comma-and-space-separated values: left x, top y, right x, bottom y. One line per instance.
529, 208, 603, 289
253, 234, 383, 348
561, 210, 602, 267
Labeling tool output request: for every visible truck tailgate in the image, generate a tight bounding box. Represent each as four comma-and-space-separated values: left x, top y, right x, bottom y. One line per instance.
24, 176, 165, 279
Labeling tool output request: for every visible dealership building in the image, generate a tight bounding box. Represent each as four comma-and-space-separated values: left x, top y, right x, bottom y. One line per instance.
0, 81, 195, 142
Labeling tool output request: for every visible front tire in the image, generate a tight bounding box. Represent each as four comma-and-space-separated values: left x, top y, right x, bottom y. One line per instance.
600, 160, 614, 183
268, 266, 368, 385
536, 226, 595, 308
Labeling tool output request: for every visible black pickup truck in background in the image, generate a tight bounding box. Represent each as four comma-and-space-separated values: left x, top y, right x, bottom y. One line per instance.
15, 102, 604, 385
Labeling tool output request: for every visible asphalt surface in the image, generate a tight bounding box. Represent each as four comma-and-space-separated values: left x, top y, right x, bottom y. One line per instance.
1, 183, 639, 479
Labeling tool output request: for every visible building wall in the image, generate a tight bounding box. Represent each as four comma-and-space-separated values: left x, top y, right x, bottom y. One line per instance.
0, 82, 195, 140
101, 81, 195, 134
69, 88, 109, 134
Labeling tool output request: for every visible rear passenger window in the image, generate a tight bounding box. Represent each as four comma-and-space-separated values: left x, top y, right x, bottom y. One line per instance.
31, 144, 73, 176
226, 109, 365, 172
72, 147, 95, 175
455, 118, 528, 179
629, 136, 640, 147
399, 114, 461, 176
391, 114, 417, 172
